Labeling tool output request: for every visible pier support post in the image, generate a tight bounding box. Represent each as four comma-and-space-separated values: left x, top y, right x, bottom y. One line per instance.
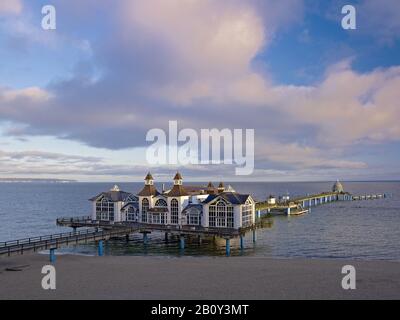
126, 234, 130, 242
256, 210, 261, 219
198, 235, 202, 245
240, 235, 244, 250
287, 207, 291, 215
98, 240, 104, 256
252, 229, 257, 243
225, 238, 231, 256
179, 236, 185, 250
143, 232, 148, 245
49, 248, 56, 263
165, 232, 168, 243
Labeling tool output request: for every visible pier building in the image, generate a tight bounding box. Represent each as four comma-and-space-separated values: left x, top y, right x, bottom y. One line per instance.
89, 172, 256, 230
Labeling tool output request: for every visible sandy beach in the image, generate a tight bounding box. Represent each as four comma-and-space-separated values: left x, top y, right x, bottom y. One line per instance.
0, 253, 399, 300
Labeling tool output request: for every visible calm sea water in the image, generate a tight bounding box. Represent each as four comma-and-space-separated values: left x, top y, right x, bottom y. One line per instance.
0, 181, 399, 261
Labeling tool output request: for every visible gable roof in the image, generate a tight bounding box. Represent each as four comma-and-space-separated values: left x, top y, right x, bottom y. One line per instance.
202, 192, 251, 205
121, 202, 139, 211
182, 204, 203, 214
89, 190, 134, 202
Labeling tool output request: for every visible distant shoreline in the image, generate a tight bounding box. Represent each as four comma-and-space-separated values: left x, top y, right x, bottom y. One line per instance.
0, 179, 76, 183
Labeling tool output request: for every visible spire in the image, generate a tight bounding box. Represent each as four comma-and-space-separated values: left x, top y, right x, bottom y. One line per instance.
144, 172, 154, 185
217, 182, 225, 193
173, 172, 183, 185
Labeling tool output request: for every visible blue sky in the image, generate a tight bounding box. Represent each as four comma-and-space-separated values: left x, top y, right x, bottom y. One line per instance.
0, 0, 400, 182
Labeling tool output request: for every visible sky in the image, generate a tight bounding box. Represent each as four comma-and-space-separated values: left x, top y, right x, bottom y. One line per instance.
0, 0, 400, 182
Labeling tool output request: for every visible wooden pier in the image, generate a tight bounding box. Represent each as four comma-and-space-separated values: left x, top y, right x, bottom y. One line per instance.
0, 217, 265, 258
0, 191, 387, 258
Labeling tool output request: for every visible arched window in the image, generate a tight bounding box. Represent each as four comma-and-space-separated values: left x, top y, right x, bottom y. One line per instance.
155, 199, 167, 207
96, 197, 114, 221
217, 201, 226, 227
170, 199, 179, 224
127, 205, 138, 222
242, 199, 253, 227
142, 198, 149, 223
209, 200, 234, 228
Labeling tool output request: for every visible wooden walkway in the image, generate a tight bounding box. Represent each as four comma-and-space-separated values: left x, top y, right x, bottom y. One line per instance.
0, 225, 137, 257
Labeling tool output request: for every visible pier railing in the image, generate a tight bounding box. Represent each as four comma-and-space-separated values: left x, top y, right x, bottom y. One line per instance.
0, 228, 92, 249
0, 226, 137, 256
56, 216, 92, 224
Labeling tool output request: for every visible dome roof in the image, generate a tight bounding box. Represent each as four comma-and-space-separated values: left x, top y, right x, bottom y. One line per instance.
332, 180, 344, 193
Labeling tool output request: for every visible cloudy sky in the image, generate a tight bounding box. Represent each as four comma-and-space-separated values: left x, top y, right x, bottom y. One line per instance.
0, 0, 399, 182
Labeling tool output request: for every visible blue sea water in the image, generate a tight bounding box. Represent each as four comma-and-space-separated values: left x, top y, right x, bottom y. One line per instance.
0, 181, 399, 261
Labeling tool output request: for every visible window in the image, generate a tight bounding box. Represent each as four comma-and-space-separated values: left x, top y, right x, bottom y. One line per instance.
142, 198, 149, 223
241, 201, 253, 227
208, 201, 234, 228
149, 213, 167, 224
187, 214, 200, 225
227, 206, 234, 228
96, 198, 114, 221
209, 205, 216, 227
155, 199, 167, 207
127, 206, 137, 222
171, 199, 179, 224
217, 202, 226, 227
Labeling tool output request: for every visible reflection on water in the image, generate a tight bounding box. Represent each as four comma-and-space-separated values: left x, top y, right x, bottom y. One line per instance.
1, 181, 399, 260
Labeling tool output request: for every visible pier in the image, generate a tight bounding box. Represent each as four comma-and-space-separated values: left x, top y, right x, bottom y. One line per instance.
0, 177, 387, 258
255, 191, 386, 216
0, 217, 269, 258
0, 224, 137, 257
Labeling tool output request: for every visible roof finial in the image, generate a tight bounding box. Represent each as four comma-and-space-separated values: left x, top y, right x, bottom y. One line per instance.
111, 185, 120, 192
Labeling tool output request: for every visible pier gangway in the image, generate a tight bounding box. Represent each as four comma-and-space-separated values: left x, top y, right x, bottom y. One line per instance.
0, 222, 138, 257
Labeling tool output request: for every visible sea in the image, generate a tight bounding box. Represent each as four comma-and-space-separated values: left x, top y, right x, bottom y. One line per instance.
0, 181, 399, 261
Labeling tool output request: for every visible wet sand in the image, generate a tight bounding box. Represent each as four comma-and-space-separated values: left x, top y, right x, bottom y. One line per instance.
0, 253, 399, 299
